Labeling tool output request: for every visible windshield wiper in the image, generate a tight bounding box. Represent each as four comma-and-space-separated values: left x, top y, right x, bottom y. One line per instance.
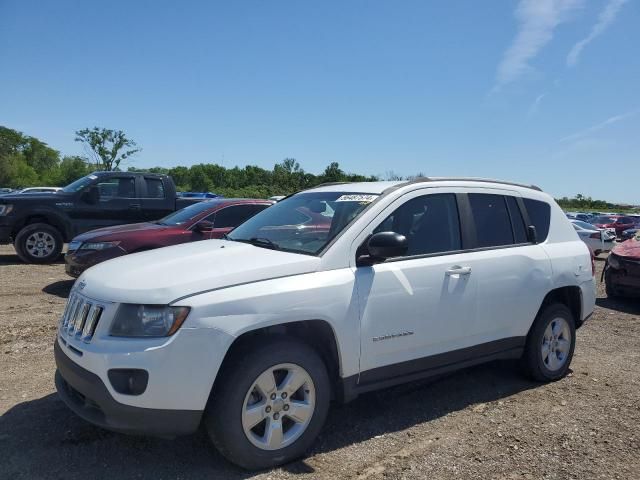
245, 237, 280, 250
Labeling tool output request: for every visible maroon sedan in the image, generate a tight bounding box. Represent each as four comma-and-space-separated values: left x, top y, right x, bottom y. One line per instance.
64, 199, 273, 277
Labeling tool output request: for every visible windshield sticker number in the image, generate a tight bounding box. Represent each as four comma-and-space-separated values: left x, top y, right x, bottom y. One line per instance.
335, 194, 378, 203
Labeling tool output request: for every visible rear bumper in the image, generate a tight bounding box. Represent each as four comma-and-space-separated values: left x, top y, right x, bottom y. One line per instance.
54, 340, 202, 437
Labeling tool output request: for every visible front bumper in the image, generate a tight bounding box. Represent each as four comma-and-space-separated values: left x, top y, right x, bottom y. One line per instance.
64, 247, 125, 277
55, 340, 202, 436
0, 224, 11, 244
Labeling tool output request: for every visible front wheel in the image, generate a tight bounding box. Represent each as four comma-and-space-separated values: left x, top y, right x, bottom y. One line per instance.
521, 303, 576, 382
205, 338, 330, 470
14, 223, 64, 264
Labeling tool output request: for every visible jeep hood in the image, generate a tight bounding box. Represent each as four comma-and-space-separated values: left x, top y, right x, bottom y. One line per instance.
77, 239, 321, 304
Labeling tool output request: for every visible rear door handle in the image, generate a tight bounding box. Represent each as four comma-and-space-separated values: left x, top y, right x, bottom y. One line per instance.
445, 266, 472, 276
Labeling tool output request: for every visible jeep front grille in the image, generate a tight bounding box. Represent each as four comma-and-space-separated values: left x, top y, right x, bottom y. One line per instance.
59, 293, 104, 342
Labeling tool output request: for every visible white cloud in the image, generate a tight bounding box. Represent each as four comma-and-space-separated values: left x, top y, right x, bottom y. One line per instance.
528, 93, 547, 116
494, 0, 583, 91
567, 0, 628, 67
559, 110, 638, 143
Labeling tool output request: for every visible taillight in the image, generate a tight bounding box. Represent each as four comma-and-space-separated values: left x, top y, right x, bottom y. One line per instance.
589, 232, 601, 239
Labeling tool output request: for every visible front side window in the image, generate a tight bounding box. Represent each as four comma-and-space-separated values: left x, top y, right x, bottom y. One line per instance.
469, 194, 513, 247
228, 192, 378, 255
214, 205, 265, 228
97, 177, 136, 198
373, 193, 461, 256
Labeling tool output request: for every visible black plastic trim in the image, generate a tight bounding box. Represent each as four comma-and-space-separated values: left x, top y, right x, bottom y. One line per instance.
340, 337, 525, 402
54, 340, 201, 437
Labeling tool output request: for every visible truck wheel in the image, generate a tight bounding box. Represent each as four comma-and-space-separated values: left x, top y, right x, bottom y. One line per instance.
521, 303, 576, 382
205, 338, 330, 470
14, 223, 64, 264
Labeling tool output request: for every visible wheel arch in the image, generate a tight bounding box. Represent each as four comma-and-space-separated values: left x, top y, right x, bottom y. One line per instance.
13, 211, 71, 241
535, 285, 583, 329
210, 319, 345, 403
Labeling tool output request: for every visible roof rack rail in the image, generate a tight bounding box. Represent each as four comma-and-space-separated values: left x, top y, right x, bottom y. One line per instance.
405, 176, 542, 192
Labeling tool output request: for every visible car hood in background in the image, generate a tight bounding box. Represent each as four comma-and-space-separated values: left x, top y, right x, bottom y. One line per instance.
72, 222, 168, 242
77, 239, 321, 304
612, 238, 640, 259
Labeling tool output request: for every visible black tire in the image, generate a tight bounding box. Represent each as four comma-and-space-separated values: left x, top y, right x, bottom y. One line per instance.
593, 250, 600, 257
14, 223, 64, 264
205, 337, 330, 470
521, 303, 576, 382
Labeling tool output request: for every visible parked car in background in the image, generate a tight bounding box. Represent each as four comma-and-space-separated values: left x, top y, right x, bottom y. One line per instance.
54, 178, 595, 469
179, 192, 221, 198
571, 220, 615, 256
269, 195, 286, 201
65, 198, 274, 277
604, 236, 640, 298
621, 227, 639, 241
0, 171, 206, 264
0, 187, 16, 195
589, 215, 636, 236
18, 187, 63, 194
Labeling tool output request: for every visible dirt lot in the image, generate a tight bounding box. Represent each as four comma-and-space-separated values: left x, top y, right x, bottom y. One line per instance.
1, 244, 639, 480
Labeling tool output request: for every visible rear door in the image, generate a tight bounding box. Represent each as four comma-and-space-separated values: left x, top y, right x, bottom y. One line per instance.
138, 176, 174, 221
457, 192, 552, 341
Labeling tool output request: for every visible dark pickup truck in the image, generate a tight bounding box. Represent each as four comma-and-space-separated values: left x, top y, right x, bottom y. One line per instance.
0, 171, 204, 263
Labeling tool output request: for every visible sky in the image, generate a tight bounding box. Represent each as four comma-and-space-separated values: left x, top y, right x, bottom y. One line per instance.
0, 0, 638, 203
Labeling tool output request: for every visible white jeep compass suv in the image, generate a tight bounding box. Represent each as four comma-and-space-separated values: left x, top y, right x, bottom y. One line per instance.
54, 178, 595, 469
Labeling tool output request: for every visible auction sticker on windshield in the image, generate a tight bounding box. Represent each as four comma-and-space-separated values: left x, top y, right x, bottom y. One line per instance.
335, 194, 378, 202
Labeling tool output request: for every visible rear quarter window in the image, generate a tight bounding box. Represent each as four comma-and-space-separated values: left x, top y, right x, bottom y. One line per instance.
523, 198, 551, 242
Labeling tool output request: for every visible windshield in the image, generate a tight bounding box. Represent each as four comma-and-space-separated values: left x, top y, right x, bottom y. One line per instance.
228, 191, 378, 255
62, 174, 98, 193
157, 200, 220, 225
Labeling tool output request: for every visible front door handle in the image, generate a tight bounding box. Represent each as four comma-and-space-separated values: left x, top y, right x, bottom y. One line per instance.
445, 266, 472, 276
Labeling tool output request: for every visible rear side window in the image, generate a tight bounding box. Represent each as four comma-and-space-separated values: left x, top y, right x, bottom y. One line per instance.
505, 196, 528, 244
468, 194, 513, 247
144, 178, 165, 199
214, 205, 265, 228
523, 198, 551, 242
374, 193, 461, 256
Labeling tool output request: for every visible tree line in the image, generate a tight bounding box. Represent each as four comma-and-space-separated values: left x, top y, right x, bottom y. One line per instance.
0, 125, 636, 210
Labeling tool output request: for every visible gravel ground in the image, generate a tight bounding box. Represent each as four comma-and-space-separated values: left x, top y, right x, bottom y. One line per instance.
1, 244, 639, 480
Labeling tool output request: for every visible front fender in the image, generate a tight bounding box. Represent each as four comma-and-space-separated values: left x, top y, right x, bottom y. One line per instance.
178, 269, 361, 378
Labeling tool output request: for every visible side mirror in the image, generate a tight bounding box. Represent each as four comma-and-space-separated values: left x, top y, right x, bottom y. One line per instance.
195, 220, 214, 233
81, 186, 99, 204
358, 231, 408, 266
527, 225, 538, 244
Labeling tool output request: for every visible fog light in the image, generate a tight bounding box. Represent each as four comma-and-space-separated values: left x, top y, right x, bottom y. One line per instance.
108, 369, 149, 396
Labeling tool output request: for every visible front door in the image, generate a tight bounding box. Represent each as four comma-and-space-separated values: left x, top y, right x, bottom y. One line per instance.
355, 191, 478, 384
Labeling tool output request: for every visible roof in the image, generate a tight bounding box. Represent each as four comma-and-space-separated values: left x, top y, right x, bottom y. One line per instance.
307, 177, 543, 195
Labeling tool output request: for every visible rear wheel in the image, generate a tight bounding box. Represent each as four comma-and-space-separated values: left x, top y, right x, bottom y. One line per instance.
14, 223, 64, 264
521, 303, 575, 382
205, 338, 330, 470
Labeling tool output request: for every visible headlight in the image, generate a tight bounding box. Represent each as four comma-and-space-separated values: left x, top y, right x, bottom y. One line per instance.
608, 254, 621, 270
110, 305, 190, 337
0, 204, 13, 216
79, 241, 120, 250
